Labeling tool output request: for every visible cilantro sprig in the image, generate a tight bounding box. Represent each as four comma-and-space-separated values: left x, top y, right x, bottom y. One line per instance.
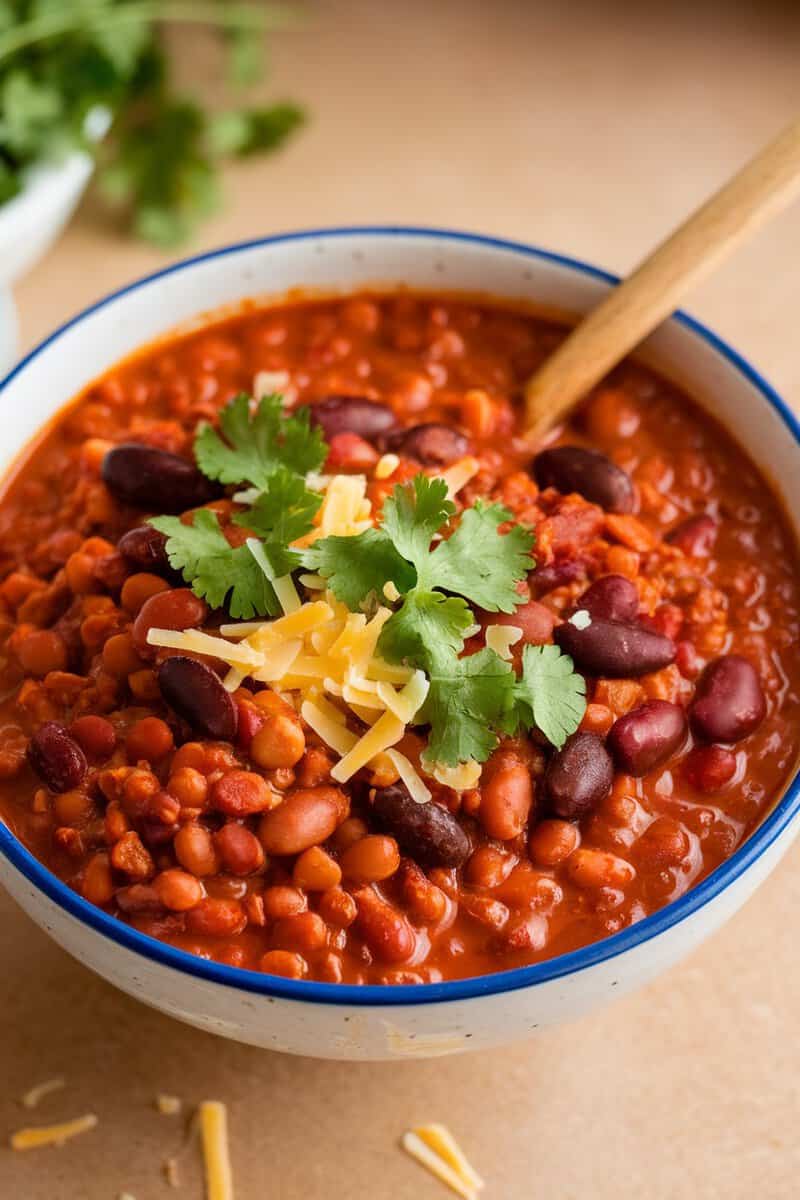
306, 475, 587, 765
0, 3, 304, 245
149, 394, 322, 618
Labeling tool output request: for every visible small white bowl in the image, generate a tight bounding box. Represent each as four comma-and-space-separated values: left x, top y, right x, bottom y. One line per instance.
1, 228, 798, 1060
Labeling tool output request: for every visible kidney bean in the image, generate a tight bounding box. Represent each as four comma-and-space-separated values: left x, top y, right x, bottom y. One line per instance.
158, 656, 238, 741
118, 524, 172, 575
102, 443, 219, 512
27, 722, 87, 793
479, 752, 533, 840
689, 654, 766, 743
543, 732, 613, 820
667, 513, 718, 557
258, 786, 345, 856
634, 817, 690, 869
529, 556, 588, 595
69, 715, 116, 762
532, 445, 634, 513
353, 886, 416, 963
684, 744, 737, 792
132, 587, 208, 657
607, 700, 687, 775
576, 575, 639, 623
388, 422, 470, 466
554, 614, 676, 677
309, 396, 397, 441
370, 783, 470, 867
115, 882, 162, 913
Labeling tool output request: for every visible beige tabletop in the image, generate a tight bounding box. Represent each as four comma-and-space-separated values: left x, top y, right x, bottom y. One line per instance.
3, 2, 800, 1197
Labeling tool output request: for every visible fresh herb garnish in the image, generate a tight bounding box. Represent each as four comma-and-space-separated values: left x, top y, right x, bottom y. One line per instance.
149, 394, 322, 617
0, 2, 304, 245
306, 474, 587, 763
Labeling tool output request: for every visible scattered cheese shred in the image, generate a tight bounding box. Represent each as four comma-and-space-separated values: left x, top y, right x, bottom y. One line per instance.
383, 579, 401, 602
21, 1077, 65, 1109
413, 1124, 485, 1193
387, 749, 432, 804
433, 455, 480, 500
375, 452, 400, 479
163, 1157, 181, 1188
155, 1093, 182, 1116
484, 623, 522, 661
10, 1112, 98, 1151
401, 1128, 481, 1200
146, 628, 263, 668
253, 369, 291, 400
431, 760, 482, 791
199, 1101, 234, 1200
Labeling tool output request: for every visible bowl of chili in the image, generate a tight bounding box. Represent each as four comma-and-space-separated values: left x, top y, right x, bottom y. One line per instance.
0, 227, 798, 1060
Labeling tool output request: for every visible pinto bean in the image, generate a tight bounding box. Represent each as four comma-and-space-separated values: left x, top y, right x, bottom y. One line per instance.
158, 656, 238, 741
543, 731, 613, 819
532, 445, 635, 513
479, 752, 533, 840
27, 722, 87, 793
689, 654, 766, 743
576, 575, 639, 623
370, 783, 470, 867
102, 444, 219, 512
118, 524, 171, 574
667, 513, 718, 557
132, 588, 208, 656
257, 786, 345, 856
309, 396, 397, 441
388, 422, 470, 466
353, 886, 416, 963
684, 744, 737, 792
491, 599, 555, 645
554, 614, 676, 677
339, 834, 400, 883
608, 700, 687, 775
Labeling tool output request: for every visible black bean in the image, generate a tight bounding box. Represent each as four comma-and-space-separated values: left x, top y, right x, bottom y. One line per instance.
532, 445, 635, 513
27, 722, 87, 793
118, 524, 171, 574
389, 422, 470, 466
575, 574, 639, 623
370, 783, 470, 868
102, 444, 220, 513
607, 700, 687, 775
689, 655, 766, 743
530, 556, 588, 595
554, 614, 675, 677
158, 656, 238, 741
543, 732, 613, 820
309, 396, 397, 441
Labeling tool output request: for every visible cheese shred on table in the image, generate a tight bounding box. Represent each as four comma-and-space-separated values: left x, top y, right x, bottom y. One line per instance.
20, 1076, 66, 1109
9, 1112, 98, 1151
199, 1100, 234, 1200
401, 1124, 485, 1200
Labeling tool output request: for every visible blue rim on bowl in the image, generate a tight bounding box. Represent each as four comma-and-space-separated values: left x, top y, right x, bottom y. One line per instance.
1, 226, 799, 1008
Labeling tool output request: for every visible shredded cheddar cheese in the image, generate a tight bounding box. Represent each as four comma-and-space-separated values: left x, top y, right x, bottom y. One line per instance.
485, 623, 522, 660
156, 1093, 182, 1115
375, 452, 400, 479
199, 1101, 234, 1200
21, 1077, 65, 1109
10, 1112, 98, 1151
401, 1124, 484, 1200
430, 760, 482, 791
432, 455, 480, 500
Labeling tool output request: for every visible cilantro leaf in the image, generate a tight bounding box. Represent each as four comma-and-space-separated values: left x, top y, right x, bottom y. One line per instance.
378, 589, 473, 665
234, 467, 322, 546
382, 475, 455, 574
208, 103, 305, 158
509, 644, 586, 749
149, 510, 280, 620
195, 394, 326, 490
420, 647, 515, 767
303, 529, 415, 611
427, 500, 535, 611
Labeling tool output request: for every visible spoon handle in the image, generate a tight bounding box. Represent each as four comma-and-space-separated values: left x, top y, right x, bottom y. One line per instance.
524, 118, 800, 439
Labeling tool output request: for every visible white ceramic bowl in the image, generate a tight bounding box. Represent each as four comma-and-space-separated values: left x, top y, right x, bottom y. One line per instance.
1, 228, 798, 1060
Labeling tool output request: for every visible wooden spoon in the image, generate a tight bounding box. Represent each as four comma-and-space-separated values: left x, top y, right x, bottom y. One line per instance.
524, 118, 800, 439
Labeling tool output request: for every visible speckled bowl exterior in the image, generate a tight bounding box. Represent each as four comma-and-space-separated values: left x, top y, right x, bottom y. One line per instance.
1, 228, 798, 1059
